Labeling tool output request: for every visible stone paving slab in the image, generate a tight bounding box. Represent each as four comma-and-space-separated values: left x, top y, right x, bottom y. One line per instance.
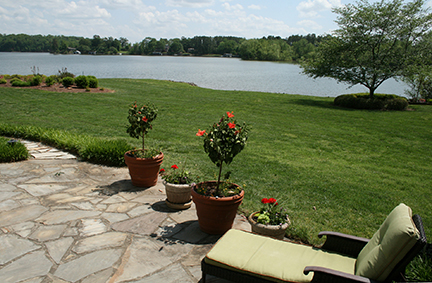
0, 140, 252, 282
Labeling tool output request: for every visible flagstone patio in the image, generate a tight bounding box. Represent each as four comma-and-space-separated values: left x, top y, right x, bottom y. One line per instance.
0, 140, 250, 282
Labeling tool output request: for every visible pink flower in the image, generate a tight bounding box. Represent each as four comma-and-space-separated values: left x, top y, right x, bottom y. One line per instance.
142, 117, 148, 122
227, 111, 234, 118
228, 122, 236, 129
268, 198, 277, 204
261, 198, 269, 204
171, 164, 179, 169
159, 168, 165, 173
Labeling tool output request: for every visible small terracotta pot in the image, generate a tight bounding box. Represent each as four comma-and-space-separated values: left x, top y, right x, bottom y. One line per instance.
124, 151, 164, 187
191, 181, 244, 235
164, 181, 192, 209
248, 211, 290, 240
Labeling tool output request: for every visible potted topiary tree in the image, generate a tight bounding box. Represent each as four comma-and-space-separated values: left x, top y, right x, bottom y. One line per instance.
124, 101, 164, 187
193, 111, 249, 234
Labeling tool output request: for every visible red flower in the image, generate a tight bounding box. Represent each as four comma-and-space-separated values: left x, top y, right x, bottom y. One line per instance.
261, 198, 269, 204
227, 111, 234, 118
268, 198, 277, 204
159, 168, 165, 173
142, 117, 148, 122
196, 129, 206, 136
171, 164, 179, 169
228, 122, 236, 129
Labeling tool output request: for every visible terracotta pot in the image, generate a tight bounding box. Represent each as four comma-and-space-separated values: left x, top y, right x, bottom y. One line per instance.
248, 211, 290, 240
124, 151, 164, 187
163, 181, 192, 209
191, 181, 244, 235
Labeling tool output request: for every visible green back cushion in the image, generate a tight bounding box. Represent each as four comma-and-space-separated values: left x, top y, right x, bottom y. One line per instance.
205, 229, 356, 283
355, 203, 420, 281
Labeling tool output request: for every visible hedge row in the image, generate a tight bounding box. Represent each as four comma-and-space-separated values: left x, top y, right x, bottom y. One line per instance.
0, 124, 132, 166
334, 93, 409, 110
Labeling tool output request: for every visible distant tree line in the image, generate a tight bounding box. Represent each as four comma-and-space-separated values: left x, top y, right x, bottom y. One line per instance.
0, 33, 324, 62
0, 34, 130, 55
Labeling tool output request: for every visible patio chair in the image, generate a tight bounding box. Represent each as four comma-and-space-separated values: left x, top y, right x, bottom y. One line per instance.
201, 203, 427, 283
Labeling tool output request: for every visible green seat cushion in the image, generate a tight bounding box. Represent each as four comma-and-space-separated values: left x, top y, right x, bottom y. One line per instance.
355, 203, 420, 281
205, 229, 356, 283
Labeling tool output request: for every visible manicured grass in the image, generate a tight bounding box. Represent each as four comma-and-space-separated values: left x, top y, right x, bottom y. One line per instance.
1, 78, 431, 246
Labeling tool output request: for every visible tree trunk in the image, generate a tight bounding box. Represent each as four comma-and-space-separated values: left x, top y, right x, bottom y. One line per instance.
369, 87, 375, 98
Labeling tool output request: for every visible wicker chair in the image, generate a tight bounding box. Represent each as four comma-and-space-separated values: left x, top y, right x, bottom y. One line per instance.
201, 203, 427, 283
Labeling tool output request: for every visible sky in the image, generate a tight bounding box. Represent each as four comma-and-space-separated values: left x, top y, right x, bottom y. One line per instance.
1, 0, 431, 44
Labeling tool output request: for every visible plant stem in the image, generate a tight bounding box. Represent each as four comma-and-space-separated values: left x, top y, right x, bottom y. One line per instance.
216, 161, 223, 195
142, 132, 145, 151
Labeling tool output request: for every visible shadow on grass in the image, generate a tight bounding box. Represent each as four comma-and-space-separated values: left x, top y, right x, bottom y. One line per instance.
291, 98, 354, 111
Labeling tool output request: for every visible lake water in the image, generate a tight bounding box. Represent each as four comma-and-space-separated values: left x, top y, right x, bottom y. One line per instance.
0, 52, 408, 97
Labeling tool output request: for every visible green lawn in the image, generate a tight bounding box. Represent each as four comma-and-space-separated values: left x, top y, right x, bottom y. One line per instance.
1, 78, 431, 245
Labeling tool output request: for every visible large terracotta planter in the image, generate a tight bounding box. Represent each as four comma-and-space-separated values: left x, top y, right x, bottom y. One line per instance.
124, 151, 164, 187
191, 181, 244, 235
163, 181, 192, 210
248, 211, 290, 240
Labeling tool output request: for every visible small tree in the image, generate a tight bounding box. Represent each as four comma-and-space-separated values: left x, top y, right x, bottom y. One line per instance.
196, 112, 249, 195
126, 102, 158, 153
302, 0, 432, 97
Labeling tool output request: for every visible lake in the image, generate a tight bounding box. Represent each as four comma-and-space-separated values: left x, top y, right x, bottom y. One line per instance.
0, 52, 408, 97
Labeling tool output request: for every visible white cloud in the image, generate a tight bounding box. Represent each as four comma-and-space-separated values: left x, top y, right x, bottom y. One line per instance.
298, 19, 322, 30
222, 2, 243, 11
248, 4, 261, 10
296, 0, 338, 18
165, 0, 214, 8
56, 1, 111, 19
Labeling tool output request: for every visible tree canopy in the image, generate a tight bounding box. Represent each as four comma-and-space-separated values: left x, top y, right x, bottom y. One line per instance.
302, 0, 432, 97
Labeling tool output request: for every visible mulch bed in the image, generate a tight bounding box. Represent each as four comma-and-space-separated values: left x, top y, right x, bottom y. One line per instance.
0, 78, 114, 93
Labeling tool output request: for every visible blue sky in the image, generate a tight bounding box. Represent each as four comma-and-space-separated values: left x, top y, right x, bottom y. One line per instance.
1, 0, 431, 44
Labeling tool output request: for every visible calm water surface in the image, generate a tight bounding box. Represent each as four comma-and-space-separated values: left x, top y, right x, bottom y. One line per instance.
0, 52, 408, 97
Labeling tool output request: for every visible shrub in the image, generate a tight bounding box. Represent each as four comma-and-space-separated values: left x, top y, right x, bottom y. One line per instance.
88, 76, 98, 88
11, 79, 31, 87
0, 78, 6, 84
385, 98, 408, 111
75, 75, 89, 88
0, 138, 29, 163
61, 77, 74, 88
31, 75, 42, 86
334, 93, 408, 110
45, 75, 56, 86
57, 67, 75, 79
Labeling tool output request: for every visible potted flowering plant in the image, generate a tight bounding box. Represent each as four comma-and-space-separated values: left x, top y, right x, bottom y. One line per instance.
124, 101, 164, 187
160, 164, 198, 209
248, 197, 290, 240
192, 111, 249, 234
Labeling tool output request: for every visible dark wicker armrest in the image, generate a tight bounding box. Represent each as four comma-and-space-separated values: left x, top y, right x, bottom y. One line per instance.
319, 231, 369, 258
304, 266, 377, 283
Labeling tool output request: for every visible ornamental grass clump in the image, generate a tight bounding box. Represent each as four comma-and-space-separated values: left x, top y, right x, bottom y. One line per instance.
196, 111, 249, 196
254, 198, 290, 226
126, 101, 159, 158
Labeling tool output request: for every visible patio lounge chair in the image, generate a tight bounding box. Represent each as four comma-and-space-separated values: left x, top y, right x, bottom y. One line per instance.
201, 203, 427, 283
